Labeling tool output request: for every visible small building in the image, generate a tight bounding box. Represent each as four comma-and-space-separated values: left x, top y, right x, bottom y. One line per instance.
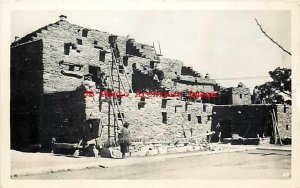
217, 83, 251, 105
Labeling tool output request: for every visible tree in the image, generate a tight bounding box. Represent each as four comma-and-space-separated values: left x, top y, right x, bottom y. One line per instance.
258, 67, 291, 104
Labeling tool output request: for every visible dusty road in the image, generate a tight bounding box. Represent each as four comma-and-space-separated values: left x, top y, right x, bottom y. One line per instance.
16, 149, 291, 179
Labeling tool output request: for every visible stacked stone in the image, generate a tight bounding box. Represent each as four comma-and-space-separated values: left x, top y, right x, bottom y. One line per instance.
84, 93, 102, 120
230, 87, 251, 105
276, 104, 291, 139
107, 138, 223, 158
97, 94, 214, 145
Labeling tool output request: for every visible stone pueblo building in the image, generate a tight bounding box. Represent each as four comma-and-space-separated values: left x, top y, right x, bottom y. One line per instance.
11, 15, 291, 155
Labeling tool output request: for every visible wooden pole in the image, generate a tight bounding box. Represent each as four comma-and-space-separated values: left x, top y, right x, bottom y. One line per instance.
271, 111, 277, 144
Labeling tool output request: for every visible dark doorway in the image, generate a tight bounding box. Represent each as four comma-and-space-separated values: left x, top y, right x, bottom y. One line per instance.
88, 66, 101, 86
220, 119, 232, 139
262, 114, 273, 137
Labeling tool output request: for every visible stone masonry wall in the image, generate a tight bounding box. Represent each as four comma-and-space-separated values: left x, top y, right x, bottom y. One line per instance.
230, 87, 251, 105
276, 104, 292, 139
97, 94, 213, 143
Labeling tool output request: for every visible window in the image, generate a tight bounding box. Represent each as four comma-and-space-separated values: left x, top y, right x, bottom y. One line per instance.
76, 50, 81, 53
207, 115, 211, 120
161, 99, 167, 108
188, 114, 191, 121
82, 29, 89, 37
197, 116, 202, 124
69, 65, 75, 71
94, 41, 98, 45
118, 113, 124, 120
109, 35, 117, 45
123, 57, 128, 67
138, 102, 145, 109
64, 44, 70, 55
162, 112, 167, 124
132, 63, 136, 70
150, 61, 155, 69
77, 39, 82, 45
88, 66, 101, 83
286, 125, 289, 130
138, 98, 146, 109
100, 51, 106, 62
240, 94, 243, 99
119, 65, 124, 74
203, 104, 207, 112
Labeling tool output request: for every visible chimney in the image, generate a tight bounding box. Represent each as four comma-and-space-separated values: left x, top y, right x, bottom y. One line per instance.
59, 15, 67, 21
14, 36, 19, 42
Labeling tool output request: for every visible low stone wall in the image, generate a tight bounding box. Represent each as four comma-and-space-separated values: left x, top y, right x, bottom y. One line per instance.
107, 139, 222, 158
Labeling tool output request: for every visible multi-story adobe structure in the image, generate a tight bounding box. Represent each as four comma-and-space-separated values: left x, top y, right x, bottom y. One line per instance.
11, 15, 291, 153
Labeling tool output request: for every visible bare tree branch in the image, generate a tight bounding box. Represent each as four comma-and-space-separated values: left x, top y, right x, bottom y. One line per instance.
255, 18, 291, 56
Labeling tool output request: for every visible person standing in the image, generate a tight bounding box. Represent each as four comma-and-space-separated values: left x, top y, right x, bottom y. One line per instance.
252, 86, 260, 104
216, 122, 222, 143
118, 122, 131, 159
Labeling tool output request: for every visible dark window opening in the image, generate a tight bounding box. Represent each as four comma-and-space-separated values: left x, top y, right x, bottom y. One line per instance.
94, 41, 98, 45
100, 51, 106, 62
161, 99, 167, 108
203, 104, 207, 112
132, 63, 136, 70
138, 102, 145, 109
197, 116, 202, 124
118, 98, 122, 105
119, 65, 124, 74
109, 35, 117, 45
188, 114, 191, 121
88, 66, 101, 83
207, 115, 211, 120
82, 29, 89, 37
77, 39, 82, 45
240, 94, 243, 99
118, 113, 124, 120
99, 102, 102, 112
64, 44, 71, 55
286, 125, 289, 130
162, 112, 167, 124
94, 46, 103, 50
76, 50, 81, 53
150, 61, 155, 69
69, 65, 75, 71
123, 57, 128, 67
138, 98, 146, 109
284, 106, 287, 113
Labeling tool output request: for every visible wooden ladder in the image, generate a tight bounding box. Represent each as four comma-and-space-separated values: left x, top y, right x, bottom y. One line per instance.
105, 45, 133, 144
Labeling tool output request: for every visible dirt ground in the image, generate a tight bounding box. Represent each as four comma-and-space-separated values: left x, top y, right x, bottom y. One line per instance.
15, 149, 291, 179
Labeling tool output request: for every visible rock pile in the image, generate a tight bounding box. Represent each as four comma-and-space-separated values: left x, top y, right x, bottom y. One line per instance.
100, 138, 224, 158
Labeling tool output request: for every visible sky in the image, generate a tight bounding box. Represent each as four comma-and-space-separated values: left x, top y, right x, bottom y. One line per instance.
11, 10, 291, 91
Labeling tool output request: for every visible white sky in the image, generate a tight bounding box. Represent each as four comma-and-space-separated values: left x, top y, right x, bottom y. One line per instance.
11, 10, 291, 91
